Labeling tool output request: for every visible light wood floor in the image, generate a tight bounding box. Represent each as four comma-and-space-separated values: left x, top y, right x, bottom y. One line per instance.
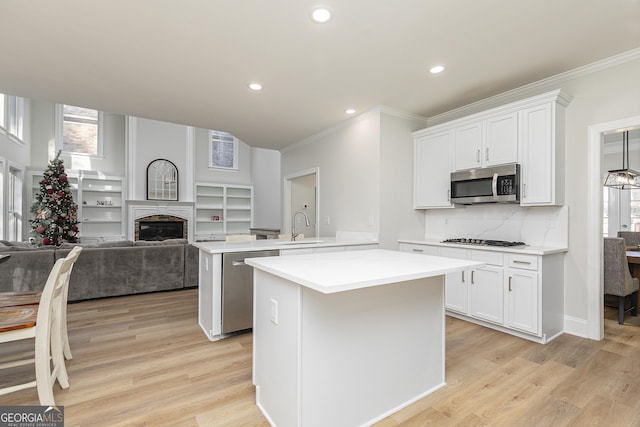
1, 288, 640, 426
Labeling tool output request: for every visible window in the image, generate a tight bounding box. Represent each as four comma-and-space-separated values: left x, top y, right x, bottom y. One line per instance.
209, 130, 238, 170
0, 94, 24, 141
8, 166, 22, 242
56, 104, 103, 156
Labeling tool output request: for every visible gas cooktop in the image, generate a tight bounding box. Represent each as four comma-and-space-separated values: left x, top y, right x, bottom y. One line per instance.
441, 238, 527, 247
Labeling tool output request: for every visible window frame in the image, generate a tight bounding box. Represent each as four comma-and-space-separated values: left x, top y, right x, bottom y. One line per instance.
208, 130, 238, 171
55, 103, 104, 158
0, 94, 25, 144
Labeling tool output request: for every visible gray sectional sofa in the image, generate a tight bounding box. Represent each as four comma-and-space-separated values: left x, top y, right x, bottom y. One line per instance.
0, 239, 198, 302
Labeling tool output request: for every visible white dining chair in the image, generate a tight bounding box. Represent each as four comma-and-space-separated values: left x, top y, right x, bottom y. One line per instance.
0, 246, 82, 405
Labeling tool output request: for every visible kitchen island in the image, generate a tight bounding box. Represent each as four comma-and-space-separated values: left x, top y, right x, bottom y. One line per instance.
245, 249, 483, 427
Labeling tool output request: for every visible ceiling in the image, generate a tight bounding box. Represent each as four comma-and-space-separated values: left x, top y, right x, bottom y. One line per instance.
0, 1, 639, 151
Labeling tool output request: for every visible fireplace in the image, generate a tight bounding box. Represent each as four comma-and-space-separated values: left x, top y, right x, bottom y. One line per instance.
135, 215, 188, 241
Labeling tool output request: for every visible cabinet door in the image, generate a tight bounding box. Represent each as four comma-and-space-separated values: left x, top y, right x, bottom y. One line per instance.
519, 103, 554, 205
445, 269, 469, 314
454, 121, 482, 170
414, 131, 453, 208
507, 269, 540, 335
469, 266, 504, 325
484, 112, 518, 167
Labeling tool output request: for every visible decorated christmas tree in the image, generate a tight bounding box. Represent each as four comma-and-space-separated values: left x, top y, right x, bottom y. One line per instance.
30, 151, 80, 246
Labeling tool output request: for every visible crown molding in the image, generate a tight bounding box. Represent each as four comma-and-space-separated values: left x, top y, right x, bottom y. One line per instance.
428, 48, 640, 125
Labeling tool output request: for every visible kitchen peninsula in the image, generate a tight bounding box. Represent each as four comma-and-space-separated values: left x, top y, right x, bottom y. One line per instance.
246, 249, 483, 427
193, 238, 378, 341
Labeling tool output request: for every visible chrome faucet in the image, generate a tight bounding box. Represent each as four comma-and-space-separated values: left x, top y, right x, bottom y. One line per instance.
292, 210, 311, 241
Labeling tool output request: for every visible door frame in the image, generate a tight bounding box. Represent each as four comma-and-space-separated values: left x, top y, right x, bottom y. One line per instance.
283, 167, 320, 238
587, 115, 640, 340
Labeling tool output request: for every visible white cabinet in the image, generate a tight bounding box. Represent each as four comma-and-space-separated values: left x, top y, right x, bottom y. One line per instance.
413, 89, 570, 209
399, 241, 565, 344
454, 121, 483, 170
413, 130, 453, 209
506, 269, 539, 335
519, 97, 567, 206
469, 265, 504, 325
195, 183, 253, 240
453, 113, 518, 171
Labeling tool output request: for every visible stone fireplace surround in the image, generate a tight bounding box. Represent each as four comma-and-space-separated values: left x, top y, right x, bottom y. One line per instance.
127, 200, 194, 242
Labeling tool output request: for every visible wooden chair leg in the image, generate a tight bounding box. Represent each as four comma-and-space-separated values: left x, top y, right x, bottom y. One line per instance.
618, 296, 625, 325
632, 291, 639, 317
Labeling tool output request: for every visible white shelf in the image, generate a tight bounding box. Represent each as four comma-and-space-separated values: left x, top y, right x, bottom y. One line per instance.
195, 183, 253, 238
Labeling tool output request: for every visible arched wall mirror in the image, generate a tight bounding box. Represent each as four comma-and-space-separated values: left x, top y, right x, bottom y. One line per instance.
147, 159, 178, 201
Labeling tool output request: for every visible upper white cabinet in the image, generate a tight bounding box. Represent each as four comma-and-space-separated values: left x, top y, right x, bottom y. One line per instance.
453, 112, 518, 171
519, 98, 568, 206
413, 89, 571, 208
413, 130, 453, 209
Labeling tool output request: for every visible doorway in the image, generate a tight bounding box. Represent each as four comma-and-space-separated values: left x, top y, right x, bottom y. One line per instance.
284, 168, 319, 238
587, 116, 640, 340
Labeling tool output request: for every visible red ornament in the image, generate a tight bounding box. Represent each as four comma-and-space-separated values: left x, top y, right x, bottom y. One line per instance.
47, 189, 54, 194
41, 237, 51, 246
57, 191, 65, 197
35, 226, 45, 234
71, 225, 78, 232
59, 174, 67, 181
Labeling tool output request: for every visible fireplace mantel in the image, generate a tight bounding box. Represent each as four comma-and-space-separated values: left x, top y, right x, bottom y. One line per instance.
126, 200, 194, 242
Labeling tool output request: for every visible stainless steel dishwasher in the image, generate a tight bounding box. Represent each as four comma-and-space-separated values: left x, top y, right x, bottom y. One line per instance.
221, 250, 279, 334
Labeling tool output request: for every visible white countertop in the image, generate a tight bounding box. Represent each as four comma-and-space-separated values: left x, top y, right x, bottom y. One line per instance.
192, 237, 377, 254
244, 249, 484, 294
399, 239, 568, 255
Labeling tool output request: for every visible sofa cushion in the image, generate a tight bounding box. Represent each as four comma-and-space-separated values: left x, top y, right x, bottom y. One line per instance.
0, 249, 56, 292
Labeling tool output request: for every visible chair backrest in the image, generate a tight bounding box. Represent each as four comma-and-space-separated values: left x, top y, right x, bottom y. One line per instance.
617, 231, 640, 247
604, 237, 637, 297
35, 246, 83, 350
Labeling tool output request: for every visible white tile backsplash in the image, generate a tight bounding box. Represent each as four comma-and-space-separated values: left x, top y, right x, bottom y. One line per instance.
424, 205, 568, 247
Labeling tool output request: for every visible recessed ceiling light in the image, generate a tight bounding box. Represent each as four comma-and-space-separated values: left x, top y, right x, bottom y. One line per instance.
249, 82, 263, 91
311, 7, 332, 23
430, 65, 445, 74
345, 108, 356, 115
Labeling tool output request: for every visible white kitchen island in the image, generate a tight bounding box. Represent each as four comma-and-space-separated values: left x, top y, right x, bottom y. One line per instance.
245, 249, 483, 427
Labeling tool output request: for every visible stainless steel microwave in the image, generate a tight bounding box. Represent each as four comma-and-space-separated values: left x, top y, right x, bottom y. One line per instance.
450, 164, 520, 204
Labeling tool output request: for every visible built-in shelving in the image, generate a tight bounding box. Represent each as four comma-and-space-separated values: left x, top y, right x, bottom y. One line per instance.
195, 183, 252, 240
27, 168, 126, 243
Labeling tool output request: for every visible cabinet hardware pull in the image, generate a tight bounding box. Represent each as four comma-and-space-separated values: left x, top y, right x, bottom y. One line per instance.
508, 276, 512, 291
447, 189, 451, 201
477, 149, 480, 163
485, 148, 489, 161
461, 271, 465, 283
512, 260, 531, 265
412, 248, 424, 253
471, 270, 475, 284
523, 183, 527, 198
232, 260, 247, 266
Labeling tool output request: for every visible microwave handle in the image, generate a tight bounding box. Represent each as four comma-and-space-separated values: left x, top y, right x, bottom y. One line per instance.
492, 173, 498, 197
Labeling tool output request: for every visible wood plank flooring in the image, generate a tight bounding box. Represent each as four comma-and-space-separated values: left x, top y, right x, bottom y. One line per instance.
1, 288, 640, 426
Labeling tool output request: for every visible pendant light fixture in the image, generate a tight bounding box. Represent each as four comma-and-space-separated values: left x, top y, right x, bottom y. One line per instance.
604, 130, 640, 189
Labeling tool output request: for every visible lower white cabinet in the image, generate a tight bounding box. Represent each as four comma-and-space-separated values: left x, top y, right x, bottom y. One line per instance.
469, 266, 504, 325
506, 269, 539, 335
399, 242, 564, 344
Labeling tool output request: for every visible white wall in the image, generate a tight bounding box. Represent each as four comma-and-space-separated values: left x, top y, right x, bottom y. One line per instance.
252, 147, 281, 229
30, 100, 126, 174
281, 110, 381, 238
193, 127, 252, 186
379, 109, 428, 249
